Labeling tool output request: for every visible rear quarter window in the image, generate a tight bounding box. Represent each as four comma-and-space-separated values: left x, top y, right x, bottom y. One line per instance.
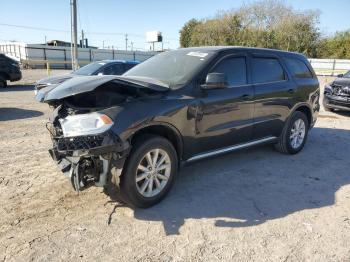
284, 58, 313, 79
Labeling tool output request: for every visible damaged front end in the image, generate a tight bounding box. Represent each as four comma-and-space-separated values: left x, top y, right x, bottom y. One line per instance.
40, 75, 168, 192
324, 83, 350, 111
47, 104, 130, 191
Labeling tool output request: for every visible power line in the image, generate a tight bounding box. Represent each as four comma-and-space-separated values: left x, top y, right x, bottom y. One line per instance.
0, 23, 69, 33
0, 23, 180, 40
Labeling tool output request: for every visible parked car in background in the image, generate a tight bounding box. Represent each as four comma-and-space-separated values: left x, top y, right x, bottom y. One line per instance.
40, 47, 319, 208
323, 70, 350, 112
34, 60, 139, 99
0, 53, 22, 88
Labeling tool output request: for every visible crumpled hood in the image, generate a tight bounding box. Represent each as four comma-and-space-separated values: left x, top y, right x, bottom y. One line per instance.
35, 84, 59, 102
36, 73, 76, 86
43, 75, 169, 102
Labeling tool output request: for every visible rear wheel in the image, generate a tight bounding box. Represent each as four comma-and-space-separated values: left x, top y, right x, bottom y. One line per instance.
275, 111, 309, 154
119, 135, 178, 208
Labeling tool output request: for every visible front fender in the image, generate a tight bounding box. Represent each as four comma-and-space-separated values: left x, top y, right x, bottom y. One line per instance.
100, 98, 190, 146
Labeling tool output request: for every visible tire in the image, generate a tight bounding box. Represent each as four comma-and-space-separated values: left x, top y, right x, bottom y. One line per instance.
274, 111, 309, 154
119, 135, 178, 208
0, 77, 7, 88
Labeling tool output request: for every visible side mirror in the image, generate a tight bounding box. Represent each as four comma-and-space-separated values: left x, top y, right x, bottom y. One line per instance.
97, 72, 104, 76
201, 73, 228, 90
337, 73, 344, 78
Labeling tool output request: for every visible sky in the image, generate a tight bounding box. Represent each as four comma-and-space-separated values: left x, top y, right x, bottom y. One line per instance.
0, 0, 349, 50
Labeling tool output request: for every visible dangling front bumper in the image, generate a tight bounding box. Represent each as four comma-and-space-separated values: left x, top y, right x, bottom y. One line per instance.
48, 131, 130, 191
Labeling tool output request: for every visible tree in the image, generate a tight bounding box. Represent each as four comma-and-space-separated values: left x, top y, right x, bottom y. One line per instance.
179, 0, 322, 57
317, 30, 350, 59
179, 19, 201, 48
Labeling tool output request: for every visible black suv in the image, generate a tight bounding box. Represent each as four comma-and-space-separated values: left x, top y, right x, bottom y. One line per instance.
0, 53, 22, 87
40, 47, 320, 208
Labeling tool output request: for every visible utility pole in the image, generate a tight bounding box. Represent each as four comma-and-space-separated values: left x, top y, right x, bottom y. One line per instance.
130, 41, 134, 51
81, 29, 84, 48
125, 34, 128, 51
70, 0, 78, 70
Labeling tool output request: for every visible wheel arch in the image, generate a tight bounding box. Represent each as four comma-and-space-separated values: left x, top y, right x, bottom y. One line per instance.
291, 103, 313, 128
128, 122, 184, 161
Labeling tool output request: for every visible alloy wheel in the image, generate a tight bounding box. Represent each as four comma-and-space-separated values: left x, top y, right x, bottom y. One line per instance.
135, 148, 171, 198
290, 118, 306, 149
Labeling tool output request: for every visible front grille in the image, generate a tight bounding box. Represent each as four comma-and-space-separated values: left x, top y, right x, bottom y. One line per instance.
57, 135, 105, 151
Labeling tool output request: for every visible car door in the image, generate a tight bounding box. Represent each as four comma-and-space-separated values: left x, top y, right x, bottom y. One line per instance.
194, 54, 254, 154
249, 53, 296, 139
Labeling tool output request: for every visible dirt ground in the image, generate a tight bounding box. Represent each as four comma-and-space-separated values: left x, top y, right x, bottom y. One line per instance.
0, 70, 349, 262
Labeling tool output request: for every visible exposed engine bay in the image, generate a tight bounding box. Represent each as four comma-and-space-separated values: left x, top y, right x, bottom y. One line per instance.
47, 101, 125, 192
43, 76, 166, 192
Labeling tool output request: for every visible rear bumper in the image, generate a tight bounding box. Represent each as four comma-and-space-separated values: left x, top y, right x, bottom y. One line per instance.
323, 95, 350, 111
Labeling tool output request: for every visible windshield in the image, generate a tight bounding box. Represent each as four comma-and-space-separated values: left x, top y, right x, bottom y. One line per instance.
124, 49, 216, 87
343, 70, 350, 78
73, 61, 106, 75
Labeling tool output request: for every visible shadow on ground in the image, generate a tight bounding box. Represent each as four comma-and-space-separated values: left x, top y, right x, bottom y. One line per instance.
120, 127, 350, 235
0, 107, 43, 121
332, 110, 350, 117
0, 84, 34, 92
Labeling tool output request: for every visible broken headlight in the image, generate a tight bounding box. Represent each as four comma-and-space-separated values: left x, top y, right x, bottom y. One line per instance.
324, 84, 332, 94
59, 112, 113, 137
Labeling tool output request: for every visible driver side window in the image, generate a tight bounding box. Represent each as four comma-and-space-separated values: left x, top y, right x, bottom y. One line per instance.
210, 57, 247, 87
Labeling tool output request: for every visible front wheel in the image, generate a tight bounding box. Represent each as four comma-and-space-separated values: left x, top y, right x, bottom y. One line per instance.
119, 135, 178, 208
275, 111, 309, 154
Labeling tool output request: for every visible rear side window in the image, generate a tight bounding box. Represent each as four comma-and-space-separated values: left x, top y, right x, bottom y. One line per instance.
284, 58, 313, 79
252, 57, 285, 84
210, 57, 247, 86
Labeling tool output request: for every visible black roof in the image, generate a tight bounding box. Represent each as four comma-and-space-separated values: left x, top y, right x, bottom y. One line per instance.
91, 59, 140, 64
180, 46, 306, 58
